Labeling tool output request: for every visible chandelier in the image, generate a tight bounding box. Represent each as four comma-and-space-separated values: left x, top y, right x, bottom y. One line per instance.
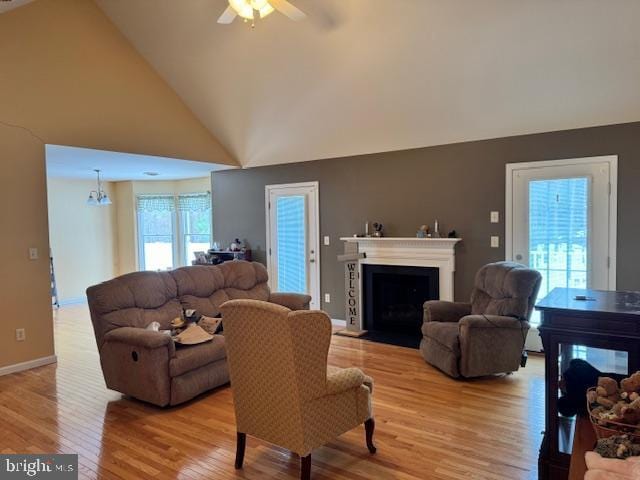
87, 169, 112, 206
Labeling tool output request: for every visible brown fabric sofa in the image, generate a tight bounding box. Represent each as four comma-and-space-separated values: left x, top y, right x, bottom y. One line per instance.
420, 261, 542, 378
86, 261, 311, 407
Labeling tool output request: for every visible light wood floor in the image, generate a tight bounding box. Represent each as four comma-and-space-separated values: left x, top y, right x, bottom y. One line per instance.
0, 304, 545, 479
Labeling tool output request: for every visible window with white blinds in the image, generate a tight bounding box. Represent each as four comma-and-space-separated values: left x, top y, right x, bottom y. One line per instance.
136, 192, 211, 270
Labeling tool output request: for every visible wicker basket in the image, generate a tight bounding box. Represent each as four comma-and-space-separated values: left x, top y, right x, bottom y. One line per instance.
587, 387, 640, 441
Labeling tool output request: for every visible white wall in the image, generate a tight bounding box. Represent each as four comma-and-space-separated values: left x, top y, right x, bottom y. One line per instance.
47, 178, 118, 303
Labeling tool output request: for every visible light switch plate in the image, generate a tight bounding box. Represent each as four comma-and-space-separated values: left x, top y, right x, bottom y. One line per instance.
491, 236, 500, 248
29, 247, 39, 260
16, 328, 26, 341
323, 236, 330, 246
490, 211, 500, 223
324, 293, 331, 303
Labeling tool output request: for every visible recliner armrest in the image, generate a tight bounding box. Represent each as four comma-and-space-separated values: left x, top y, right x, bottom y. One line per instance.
423, 301, 472, 323
269, 292, 312, 311
459, 314, 529, 330
103, 327, 175, 356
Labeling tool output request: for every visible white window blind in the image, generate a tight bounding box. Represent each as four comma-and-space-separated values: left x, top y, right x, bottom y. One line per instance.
276, 195, 306, 293
136, 195, 175, 212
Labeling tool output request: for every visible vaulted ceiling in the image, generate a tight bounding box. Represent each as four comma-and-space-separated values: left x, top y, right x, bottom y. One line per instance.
96, 1, 640, 167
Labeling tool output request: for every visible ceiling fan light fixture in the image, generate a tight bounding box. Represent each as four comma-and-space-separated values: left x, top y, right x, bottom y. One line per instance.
228, 0, 274, 21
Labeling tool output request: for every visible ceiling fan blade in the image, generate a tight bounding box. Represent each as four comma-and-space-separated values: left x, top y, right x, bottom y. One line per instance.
269, 0, 306, 21
217, 5, 237, 24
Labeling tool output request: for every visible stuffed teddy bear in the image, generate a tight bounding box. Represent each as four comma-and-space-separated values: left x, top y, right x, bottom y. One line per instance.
621, 372, 640, 393
597, 377, 621, 408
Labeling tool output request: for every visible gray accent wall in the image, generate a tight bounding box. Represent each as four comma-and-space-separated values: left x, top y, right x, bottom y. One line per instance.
212, 122, 640, 319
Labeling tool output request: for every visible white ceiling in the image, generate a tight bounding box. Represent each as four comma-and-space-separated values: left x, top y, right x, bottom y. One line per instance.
97, 1, 640, 167
45, 144, 233, 181
0, 0, 34, 14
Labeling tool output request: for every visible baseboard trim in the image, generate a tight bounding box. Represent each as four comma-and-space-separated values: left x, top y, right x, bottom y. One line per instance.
331, 319, 346, 327
0, 355, 57, 377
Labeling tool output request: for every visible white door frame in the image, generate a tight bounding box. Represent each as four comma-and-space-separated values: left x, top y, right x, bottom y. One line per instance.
505, 155, 617, 289
506, 155, 617, 351
265, 181, 320, 309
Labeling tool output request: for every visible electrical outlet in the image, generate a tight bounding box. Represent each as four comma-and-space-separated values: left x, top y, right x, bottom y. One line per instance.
324, 293, 331, 303
15, 328, 26, 341
490, 211, 500, 223
323, 236, 330, 246
491, 236, 500, 248
29, 247, 39, 260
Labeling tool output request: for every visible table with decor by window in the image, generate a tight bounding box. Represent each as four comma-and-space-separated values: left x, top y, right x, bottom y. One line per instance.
535, 287, 640, 480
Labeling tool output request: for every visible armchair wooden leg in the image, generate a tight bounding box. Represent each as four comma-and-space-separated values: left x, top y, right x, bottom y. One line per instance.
235, 432, 246, 469
365, 418, 377, 454
300, 454, 311, 480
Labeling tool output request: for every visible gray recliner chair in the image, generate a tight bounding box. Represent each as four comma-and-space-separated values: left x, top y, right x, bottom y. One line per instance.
420, 262, 542, 378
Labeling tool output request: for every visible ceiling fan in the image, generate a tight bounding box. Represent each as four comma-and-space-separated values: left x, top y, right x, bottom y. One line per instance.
217, 0, 306, 26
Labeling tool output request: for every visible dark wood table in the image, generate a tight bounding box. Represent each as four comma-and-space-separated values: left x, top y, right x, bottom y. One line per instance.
536, 287, 640, 480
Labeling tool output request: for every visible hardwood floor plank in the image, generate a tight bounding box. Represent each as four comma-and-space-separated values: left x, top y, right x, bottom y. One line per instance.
0, 304, 544, 479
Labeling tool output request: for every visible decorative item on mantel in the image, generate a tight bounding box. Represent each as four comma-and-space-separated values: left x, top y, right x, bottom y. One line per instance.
360, 221, 384, 237
432, 219, 441, 238
417, 225, 429, 238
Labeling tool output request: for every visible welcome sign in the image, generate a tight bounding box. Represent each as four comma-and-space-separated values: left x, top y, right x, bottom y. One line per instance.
346, 261, 358, 326
337, 241, 366, 336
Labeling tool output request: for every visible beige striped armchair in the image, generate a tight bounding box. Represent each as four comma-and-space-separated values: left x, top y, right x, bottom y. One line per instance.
220, 299, 376, 480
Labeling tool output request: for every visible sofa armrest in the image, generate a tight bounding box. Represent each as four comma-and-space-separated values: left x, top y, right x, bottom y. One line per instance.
103, 327, 175, 357
325, 367, 366, 395
459, 314, 529, 330
269, 292, 311, 311
423, 301, 472, 323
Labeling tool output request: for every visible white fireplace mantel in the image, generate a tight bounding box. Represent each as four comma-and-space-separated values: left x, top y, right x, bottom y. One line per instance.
340, 237, 461, 301
337, 237, 462, 335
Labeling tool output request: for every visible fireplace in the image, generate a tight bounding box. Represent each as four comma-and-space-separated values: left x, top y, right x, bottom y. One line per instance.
362, 264, 439, 347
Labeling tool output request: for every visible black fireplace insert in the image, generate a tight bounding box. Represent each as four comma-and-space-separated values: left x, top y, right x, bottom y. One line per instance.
362, 264, 439, 348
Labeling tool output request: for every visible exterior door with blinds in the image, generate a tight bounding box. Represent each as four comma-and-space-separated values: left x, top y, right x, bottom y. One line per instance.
266, 182, 320, 310
506, 156, 617, 351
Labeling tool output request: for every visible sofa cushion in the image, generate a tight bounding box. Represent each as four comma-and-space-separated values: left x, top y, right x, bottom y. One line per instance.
169, 335, 227, 377
171, 262, 271, 315
421, 321, 460, 356
219, 261, 269, 290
